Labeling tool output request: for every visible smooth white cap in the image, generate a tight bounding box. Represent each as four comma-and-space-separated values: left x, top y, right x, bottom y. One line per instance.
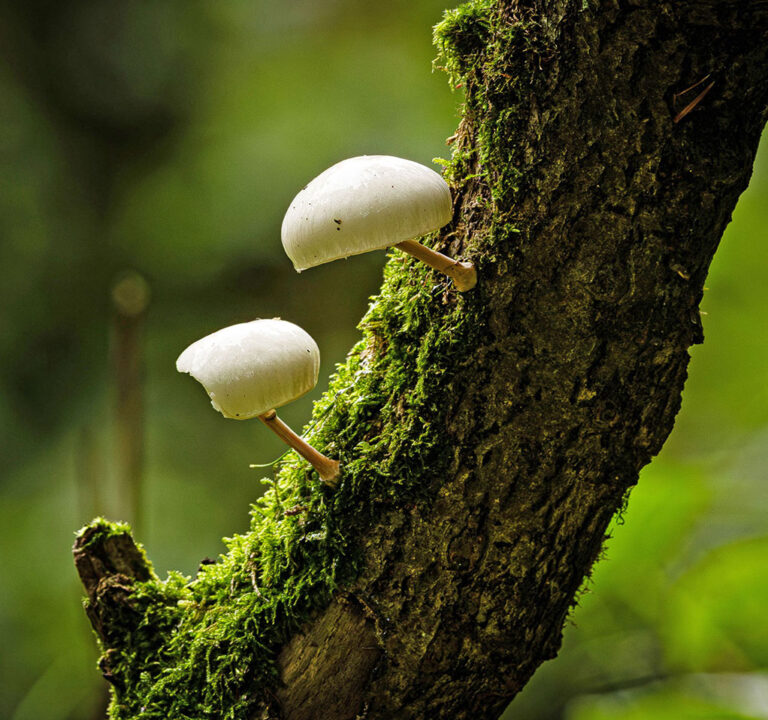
281, 155, 452, 271
176, 319, 320, 419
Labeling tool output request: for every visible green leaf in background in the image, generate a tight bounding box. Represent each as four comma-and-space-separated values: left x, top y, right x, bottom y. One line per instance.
663, 536, 768, 672
566, 674, 768, 720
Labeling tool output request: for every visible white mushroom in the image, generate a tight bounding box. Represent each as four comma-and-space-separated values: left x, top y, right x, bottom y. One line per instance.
281, 155, 477, 291
176, 318, 339, 484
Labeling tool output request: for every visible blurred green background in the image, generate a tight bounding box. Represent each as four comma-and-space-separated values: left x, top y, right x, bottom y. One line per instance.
0, 2, 765, 719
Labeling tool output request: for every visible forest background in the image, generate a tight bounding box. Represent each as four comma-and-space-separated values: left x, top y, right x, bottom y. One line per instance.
1, 1, 767, 718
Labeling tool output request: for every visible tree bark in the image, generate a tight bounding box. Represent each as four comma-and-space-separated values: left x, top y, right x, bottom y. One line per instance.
74, 1, 768, 719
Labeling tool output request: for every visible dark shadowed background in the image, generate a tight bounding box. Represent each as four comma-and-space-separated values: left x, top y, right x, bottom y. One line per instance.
1, 2, 766, 719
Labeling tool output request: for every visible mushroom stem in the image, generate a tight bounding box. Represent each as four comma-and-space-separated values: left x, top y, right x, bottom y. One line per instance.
258, 410, 340, 485
396, 239, 477, 292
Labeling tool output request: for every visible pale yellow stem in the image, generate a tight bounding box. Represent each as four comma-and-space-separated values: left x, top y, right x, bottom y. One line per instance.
396, 239, 477, 292
258, 410, 340, 485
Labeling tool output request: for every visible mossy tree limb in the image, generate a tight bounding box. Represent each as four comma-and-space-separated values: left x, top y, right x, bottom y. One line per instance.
74, 1, 768, 718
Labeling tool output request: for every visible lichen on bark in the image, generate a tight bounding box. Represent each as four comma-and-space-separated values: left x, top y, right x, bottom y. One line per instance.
74, 1, 768, 718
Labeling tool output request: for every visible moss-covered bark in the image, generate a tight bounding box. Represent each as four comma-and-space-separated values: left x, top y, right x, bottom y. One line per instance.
74, 1, 768, 718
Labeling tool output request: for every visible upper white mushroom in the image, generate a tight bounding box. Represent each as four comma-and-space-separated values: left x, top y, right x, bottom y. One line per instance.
281, 155, 453, 271
176, 318, 320, 420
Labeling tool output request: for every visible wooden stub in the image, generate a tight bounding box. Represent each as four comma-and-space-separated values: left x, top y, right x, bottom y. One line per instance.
73, 525, 152, 643
276, 598, 382, 720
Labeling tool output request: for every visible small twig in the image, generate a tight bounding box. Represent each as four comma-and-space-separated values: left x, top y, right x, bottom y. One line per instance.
673, 73, 711, 103
249, 449, 291, 469
250, 567, 262, 598
673, 81, 715, 123
283, 504, 308, 517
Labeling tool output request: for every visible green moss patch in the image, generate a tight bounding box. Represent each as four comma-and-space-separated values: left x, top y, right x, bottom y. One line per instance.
82, 249, 485, 718
435, 0, 556, 213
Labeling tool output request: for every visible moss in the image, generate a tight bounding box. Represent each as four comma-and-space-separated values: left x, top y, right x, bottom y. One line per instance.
433, 0, 495, 86
84, 244, 486, 718
435, 0, 556, 214
76, 517, 136, 549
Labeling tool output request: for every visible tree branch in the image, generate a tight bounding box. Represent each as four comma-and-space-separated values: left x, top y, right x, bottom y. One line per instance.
74, 1, 768, 718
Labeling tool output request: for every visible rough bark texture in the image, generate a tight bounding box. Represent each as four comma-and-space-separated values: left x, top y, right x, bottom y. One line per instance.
75, 1, 768, 719
271, 1, 768, 716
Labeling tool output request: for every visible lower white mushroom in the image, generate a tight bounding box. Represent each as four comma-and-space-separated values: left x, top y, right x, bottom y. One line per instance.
176, 318, 340, 484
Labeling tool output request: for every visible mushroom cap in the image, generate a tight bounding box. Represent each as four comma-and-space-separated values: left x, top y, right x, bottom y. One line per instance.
281, 155, 452, 271
176, 318, 320, 420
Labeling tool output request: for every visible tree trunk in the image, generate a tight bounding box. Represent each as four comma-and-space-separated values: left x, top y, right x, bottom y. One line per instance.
74, 1, 768, 719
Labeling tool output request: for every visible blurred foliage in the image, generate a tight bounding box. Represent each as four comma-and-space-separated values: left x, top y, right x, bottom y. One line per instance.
0, 1, 766, 718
